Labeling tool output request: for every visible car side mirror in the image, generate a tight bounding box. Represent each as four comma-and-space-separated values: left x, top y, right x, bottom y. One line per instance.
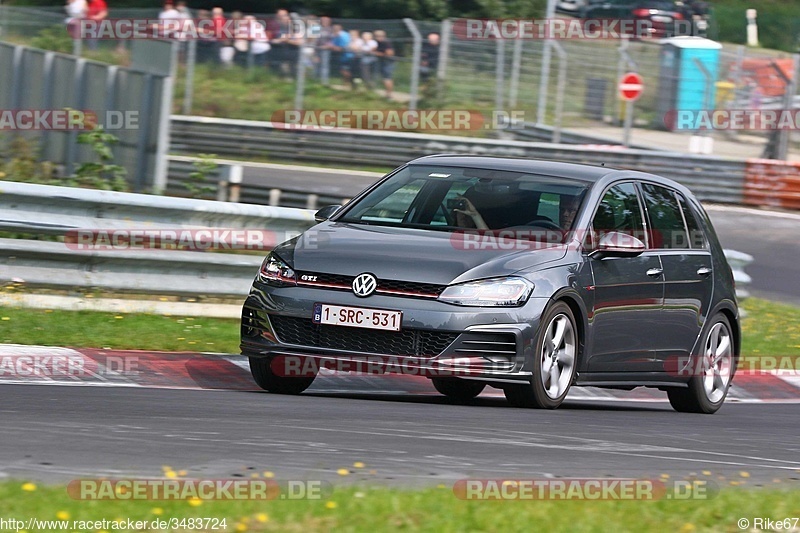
589, 231, 646, 260
314, 204, 342, 223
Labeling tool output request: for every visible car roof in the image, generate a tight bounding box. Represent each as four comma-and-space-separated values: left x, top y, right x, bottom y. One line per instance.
407, 155, 695, 199
409, 155, 624, 183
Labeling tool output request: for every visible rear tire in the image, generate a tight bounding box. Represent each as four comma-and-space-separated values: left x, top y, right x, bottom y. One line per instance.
504, 301, 578, 409
431, 377, 485, 401
249, 356, 316, 394
667, 314, 735, 414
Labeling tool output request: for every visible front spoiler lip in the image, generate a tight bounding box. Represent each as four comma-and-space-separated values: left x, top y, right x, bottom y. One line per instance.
241, 346, 534, 383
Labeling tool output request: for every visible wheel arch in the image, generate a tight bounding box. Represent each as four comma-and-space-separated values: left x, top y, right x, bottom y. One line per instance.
549, 288, 589, 371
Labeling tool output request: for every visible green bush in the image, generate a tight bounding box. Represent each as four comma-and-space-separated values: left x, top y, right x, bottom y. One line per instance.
29, 25, 74, 54
711, 1, 799, 52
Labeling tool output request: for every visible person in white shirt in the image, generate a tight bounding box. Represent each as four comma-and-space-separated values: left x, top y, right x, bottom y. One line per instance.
242, 15, 270, 66
158, 1, 183, 40
65, 0, 87, 20
359, 31, 378, 88
65, 0, 87, 40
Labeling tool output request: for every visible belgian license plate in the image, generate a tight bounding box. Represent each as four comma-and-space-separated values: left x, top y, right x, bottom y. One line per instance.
312, 303, 402, 331
651, 15, 672, 23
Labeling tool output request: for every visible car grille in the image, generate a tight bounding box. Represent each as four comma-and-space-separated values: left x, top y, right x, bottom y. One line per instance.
269, 315, 458, 357
296, 271, 446, 299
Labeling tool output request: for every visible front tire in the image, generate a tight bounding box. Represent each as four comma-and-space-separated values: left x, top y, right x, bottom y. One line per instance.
431, 377, 486, 401
249, 356, 317, 394
667, 313, 735, 414
504, 301, 578, 409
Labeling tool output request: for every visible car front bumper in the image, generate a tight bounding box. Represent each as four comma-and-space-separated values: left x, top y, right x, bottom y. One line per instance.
240, 281, 550, 384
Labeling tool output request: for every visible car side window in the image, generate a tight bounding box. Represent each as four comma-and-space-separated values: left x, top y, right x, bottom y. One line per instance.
591, 182, 646, 246
641, 183, 690, 249
676, 194, 707, 249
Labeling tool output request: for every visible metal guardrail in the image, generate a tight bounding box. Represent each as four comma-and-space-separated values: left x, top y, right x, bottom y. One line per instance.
510, 122, 665, 151
170, 115, 748, 204
0, 180, 316, 298
166, 157, 354, 209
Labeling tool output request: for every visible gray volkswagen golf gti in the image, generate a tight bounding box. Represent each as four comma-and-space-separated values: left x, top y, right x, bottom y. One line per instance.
241, 156, 739, 413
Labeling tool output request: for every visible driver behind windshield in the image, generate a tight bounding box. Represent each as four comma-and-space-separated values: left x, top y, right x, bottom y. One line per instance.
452, 196, 489, 230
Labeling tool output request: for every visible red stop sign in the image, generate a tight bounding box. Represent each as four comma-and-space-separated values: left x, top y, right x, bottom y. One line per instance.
619, 72, 644, 102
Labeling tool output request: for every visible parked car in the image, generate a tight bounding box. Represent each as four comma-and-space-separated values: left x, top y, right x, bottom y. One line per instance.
582, 0, 686, 38
241, 156, 740, 413
556, 0, 588, 15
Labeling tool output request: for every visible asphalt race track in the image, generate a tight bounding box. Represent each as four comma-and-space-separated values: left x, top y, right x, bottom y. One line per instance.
706, 205, 800, 306
1, 379, 798, 486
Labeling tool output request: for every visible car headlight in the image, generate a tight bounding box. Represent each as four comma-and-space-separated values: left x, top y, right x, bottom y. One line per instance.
437, 277, 534, 307
257, 253, 296, 286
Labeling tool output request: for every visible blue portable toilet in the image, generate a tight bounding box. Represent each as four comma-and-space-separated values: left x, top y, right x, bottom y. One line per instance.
656, 36, 722, 130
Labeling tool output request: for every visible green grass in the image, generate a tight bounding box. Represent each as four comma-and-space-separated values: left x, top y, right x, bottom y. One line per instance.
741, 297, 800, 358
0, 308, 240, 353
1, 480, 798, 532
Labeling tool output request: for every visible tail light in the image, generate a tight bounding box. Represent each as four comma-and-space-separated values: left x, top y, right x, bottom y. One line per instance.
673, 12, 684, 20
632, 8, 651, 17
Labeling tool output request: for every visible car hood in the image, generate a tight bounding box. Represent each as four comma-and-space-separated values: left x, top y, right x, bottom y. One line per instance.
274, 222, 567, 286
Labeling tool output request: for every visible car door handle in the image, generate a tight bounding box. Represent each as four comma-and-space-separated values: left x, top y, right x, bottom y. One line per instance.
646, 268, 663, 278
697, 267, 712, 277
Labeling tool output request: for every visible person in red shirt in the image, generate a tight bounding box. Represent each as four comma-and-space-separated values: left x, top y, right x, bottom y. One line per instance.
84, 0, 107, 49
87, 0, 107, 21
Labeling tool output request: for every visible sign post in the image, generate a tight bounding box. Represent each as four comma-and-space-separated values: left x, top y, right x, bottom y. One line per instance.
619, 72, 643, 147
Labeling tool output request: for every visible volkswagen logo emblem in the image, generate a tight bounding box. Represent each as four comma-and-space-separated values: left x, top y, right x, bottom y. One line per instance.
352, 273, 378, 297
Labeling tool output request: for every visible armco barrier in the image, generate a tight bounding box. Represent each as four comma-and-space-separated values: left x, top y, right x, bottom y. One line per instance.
170, 115, 749, 205
0, 180, 316, 298
166, 156, 354, 209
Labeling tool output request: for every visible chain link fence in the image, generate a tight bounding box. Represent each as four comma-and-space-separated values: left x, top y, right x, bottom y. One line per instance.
2, 6, 798, 158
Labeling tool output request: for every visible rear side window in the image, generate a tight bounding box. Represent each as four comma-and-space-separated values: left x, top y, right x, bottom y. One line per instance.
591, 182, 646, 244
676, 194, 707, 249
641, 183, 690, 249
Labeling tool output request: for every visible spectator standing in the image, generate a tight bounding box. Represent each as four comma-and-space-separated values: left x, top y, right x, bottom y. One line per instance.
159, 2, 180, 20
158, 2, 181, 40
359, 31, 378, 89
348, 29, 364, 86
314, 16, 334, 85
420, 32, 439, 81
331, 24, 353, 87
65, 0, 87, 39
85, 0, 107, 49
229, 10, 247, 67
243, 15, 270, 67
268, 9, 293, 77
373, 30, 395, 99
195, 9, 217, 63
212, 7, 235, 66
176, 1, 191, 17
65, 0, 87, 21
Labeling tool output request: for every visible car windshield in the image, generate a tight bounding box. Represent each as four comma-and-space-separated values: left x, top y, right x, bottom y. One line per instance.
338, 165, 589, 240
